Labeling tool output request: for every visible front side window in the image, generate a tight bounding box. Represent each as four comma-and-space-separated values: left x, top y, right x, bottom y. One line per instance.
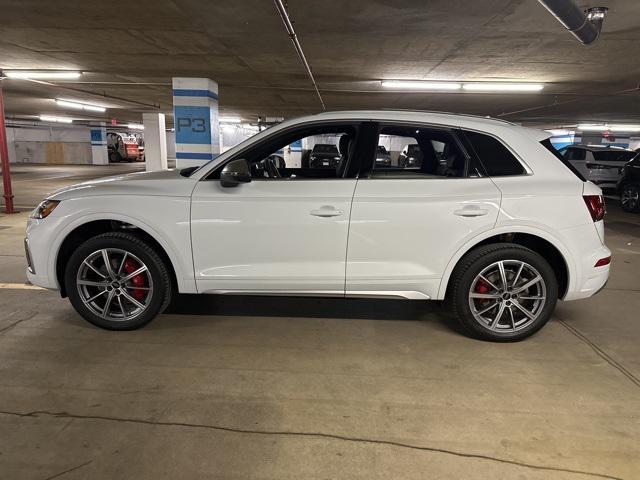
370, 125, 468, 178
464, 130, 526, 176
213, 124, 358, 180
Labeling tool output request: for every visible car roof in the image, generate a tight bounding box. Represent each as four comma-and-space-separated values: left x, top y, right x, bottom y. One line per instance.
274, 110, 551, 142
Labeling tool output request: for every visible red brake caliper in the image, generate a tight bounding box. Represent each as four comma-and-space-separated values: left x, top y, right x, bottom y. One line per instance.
475, 278, 491, 307
123, 258, 146, 300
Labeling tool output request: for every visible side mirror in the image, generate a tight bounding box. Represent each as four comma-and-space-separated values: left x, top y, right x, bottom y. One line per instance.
220, 159, 251, 188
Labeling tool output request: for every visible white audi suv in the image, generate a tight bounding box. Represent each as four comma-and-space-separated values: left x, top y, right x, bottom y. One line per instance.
25, 111, 611, 341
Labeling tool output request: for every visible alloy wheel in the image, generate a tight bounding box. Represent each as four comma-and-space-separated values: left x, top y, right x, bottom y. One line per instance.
76, 248, 154, 322
621, 186, 639, 210
468, 260, 547, 332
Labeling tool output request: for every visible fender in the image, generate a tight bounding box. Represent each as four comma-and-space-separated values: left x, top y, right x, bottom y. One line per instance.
47, 212, 197, 294
435, 224, 577, 300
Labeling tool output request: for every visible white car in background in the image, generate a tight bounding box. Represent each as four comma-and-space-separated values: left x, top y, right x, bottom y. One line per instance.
559, 144, 638, 190
25, 111, 611, 341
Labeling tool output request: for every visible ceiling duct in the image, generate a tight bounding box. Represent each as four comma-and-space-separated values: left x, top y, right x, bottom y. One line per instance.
537, 1, 608, 44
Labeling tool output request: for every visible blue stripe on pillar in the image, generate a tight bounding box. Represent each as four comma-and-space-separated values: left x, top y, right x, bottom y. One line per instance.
175, 152, 216, 160
172, 89, 219, 100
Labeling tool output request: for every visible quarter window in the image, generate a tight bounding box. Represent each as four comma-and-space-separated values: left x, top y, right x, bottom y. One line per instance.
464, 131, 526, 176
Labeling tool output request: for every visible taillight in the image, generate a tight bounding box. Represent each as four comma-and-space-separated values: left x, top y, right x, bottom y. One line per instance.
594, 256, 611, 267
583, 195, 606, 222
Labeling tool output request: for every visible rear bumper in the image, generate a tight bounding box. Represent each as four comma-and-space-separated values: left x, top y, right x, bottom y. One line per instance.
563, 243, 611, 301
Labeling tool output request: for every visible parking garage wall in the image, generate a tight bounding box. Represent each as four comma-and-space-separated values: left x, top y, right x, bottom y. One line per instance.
5, 120, 92, 164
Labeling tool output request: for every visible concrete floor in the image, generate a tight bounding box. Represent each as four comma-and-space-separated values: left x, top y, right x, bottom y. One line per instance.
1, 165, 639, 480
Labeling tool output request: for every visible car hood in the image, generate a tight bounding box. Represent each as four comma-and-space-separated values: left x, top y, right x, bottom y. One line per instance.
48, 169, 197, 201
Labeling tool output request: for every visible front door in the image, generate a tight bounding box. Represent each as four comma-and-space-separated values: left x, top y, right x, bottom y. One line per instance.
190, 122, 364, 295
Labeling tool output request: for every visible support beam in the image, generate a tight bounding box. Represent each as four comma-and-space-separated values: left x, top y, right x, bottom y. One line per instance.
0, 85, 15, 214
142, 113, 168, 171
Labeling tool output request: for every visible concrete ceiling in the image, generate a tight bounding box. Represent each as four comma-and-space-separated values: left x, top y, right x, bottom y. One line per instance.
0, 0, 639, 126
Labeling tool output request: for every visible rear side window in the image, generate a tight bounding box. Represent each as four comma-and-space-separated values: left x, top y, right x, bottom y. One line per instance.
540, 139, 585, 181
463, 131, 525, 176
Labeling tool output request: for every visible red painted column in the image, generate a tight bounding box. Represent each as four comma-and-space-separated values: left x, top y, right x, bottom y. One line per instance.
0, 84, 16, 214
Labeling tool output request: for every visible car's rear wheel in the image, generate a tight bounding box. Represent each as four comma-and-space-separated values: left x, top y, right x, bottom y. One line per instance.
65, 232, 172, 330
620, 184, 640, 213
447, 244, 558, 341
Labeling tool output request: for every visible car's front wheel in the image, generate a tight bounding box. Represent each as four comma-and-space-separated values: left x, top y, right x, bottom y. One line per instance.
620, 184, 640, 213
65, 232, 172, 330
447, 244, 558, 341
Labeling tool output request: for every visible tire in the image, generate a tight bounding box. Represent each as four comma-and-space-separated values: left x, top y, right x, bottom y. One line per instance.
446, 243, 558, 342
65, 232, 172, 330
620, 184, 640, 213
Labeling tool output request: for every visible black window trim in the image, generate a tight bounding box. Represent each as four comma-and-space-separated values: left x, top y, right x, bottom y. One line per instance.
360, 120, 478, 180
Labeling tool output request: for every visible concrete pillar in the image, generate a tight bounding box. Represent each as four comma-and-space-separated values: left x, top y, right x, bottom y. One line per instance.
284, 138, 302, 168
90, 123, 108, 165
172, 78, 219, 168
142, 113, 168, 171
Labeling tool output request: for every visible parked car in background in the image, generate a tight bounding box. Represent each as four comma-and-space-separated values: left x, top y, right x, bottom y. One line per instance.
25, 110, 610, 342
308, 143, 341, 168
107, 132, 145, 163
375, 145, 391, 167
618, 155, 640, 212
559, 144, 637, 190
398, 144, 423, 168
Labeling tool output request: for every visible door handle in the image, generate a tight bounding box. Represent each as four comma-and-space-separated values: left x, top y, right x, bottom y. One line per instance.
310, 207, 343, 217
454, 206, 489, 217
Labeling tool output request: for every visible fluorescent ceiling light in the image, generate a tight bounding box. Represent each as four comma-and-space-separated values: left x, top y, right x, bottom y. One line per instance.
576, 124, 640, 132
128, 123, 144, 130
55, 99, 106, 112
5, 70, 82, 80
40, 115, 73, 124
609, 124, 640, 132
220, 117, 242, 123
546, 129, 573, 136
577, 124, 607, 131
381, 81, 462, 91
462, 83, 544, 92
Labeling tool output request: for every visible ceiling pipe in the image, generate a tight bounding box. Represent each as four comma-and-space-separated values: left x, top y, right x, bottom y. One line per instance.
537, 1, 608, 44
272, 0, 326, 110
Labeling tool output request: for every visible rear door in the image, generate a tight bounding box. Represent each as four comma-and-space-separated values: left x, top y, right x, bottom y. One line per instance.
345, 123, 501, 300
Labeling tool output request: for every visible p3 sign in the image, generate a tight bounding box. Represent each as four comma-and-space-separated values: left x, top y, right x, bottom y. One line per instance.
174, 106, 212, 144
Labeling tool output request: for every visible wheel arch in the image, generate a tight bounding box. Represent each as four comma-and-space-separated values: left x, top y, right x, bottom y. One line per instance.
437, 227, 574, 301
53, 214, 189, 297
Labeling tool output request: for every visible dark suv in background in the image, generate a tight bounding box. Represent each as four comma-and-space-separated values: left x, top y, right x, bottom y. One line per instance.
308, 144, 341, 168
618, 156, 640, 212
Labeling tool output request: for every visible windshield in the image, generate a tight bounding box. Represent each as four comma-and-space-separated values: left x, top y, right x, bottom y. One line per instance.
313, 144, 338, 153
592, 150, 637, 162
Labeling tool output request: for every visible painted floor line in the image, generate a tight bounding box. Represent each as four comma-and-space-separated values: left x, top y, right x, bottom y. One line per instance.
0, 283, 45, 290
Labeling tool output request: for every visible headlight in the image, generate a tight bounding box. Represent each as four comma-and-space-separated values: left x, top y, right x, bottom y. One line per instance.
31, 199, 60, 219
